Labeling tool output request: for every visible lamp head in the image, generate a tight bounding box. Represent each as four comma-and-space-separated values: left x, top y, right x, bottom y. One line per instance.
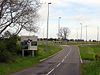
48, 3, 51, 4
59, 17, 61, 19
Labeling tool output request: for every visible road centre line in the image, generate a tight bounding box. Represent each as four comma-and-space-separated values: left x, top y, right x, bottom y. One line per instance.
61, 49, 71, 63
56, 63, 61, 67
61, 59, 65, 63
46, 68, 55, 75
46, 47, 72, 75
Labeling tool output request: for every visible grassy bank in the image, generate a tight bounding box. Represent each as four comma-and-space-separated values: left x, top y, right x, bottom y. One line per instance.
0, 41, 62, 75
79, 45, 100, 75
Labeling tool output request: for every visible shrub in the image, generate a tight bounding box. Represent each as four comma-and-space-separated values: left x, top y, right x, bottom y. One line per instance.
0, 35, 21, 63
95, 54, 100, 60
0, 41, 13, 62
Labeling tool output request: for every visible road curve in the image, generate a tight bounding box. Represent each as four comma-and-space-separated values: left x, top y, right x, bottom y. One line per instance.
10, 45, 80, 75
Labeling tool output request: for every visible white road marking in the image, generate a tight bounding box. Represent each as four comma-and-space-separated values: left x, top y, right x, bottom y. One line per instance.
46, 68, 55, 75
64, 56, 67, 59
61, 59, 65, 63
77, 47, 83, 63
46, 47, 72, 75
56, 63, 61, 67
80, 59, 83, 63
61, 49, 71, 63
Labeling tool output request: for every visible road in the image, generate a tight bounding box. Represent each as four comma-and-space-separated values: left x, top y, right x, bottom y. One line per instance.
10, 45, 81, 75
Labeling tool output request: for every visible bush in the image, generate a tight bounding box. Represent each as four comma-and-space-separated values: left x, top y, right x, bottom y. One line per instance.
0, 35, 21, 63
6, 35, 21, 54
0, 41, 13, 62
0, 49, 13, 63
95, 54, 100, 60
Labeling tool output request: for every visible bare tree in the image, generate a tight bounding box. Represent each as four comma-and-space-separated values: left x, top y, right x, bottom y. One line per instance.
58, 27, 70, 40
0, 0, 40, 35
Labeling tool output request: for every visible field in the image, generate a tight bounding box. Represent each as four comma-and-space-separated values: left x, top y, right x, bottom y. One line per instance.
79, 44, 100, 75
0, 41, 62, 75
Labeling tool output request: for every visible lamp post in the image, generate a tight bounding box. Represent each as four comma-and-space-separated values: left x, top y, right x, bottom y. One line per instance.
97, 26, 99, 43
46, 3, 51, 51
58, 17, 61, 39
80, 23, 82, 40
86, 25, 87, 42
76, 28, 78, 40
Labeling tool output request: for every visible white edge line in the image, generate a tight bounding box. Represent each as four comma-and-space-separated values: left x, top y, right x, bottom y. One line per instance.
77, 46, 83, 63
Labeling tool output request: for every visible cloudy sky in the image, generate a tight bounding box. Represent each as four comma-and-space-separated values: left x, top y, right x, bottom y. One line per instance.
37, 0, 100, 40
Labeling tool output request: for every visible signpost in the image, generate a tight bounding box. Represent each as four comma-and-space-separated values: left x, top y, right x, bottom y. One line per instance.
21, 36, 38, 57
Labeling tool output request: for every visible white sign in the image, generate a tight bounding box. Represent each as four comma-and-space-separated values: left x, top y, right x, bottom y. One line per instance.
21, 36, 38, 50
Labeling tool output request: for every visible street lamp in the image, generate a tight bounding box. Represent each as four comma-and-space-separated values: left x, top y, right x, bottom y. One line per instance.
80, 23, 82, 40
97, 26, 99, 43
58, 17, 61, 39
86, 25, 87, 42
46, 2, 51, 51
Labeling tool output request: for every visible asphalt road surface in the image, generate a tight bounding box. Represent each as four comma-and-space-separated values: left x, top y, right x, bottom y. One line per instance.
10, 45, 81, 75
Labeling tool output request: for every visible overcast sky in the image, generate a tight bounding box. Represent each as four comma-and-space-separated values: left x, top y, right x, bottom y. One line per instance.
21, 0, 100, 40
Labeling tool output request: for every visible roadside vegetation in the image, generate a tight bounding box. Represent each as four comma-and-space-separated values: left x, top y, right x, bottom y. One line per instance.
0, 38, 62, 75
79, 44, 100, 75
67, 41, 97, 45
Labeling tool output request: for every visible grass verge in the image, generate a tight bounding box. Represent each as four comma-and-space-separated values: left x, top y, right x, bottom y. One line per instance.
81, 61, 100, 75
0, 41, 62, 75
79, 45, 95, 60
79, 44, 100, 75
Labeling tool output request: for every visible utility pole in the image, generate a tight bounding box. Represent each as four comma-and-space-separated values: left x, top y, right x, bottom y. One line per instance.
58, 17, 61, 39
46, 3, 51, 51
80, 23, 82, 40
